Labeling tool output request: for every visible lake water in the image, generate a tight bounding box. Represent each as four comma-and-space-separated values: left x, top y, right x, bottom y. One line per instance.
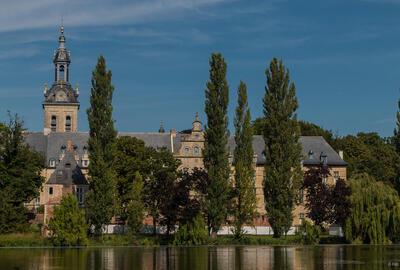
0, 245, 400, 270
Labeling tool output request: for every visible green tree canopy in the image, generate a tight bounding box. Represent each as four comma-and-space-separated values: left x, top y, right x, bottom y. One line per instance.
114, 136, 154, 222
49, 194, 88, 246
127, 172, 145, 235
345, 173, 400, 244
144, 147, 181, 235
85, 55, 117, 235
0, 114, 44, 233
262, 58, 302, 237
203, 52, 231, 236
232, 81, 256, 238
335, 132, 399, 187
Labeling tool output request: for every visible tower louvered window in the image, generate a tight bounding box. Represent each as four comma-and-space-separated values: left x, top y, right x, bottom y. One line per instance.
65, 115, 71, 132
51, 115, 57, 131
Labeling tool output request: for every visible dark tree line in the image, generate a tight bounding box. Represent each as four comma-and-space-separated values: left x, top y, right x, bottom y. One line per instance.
0, 115, 44, 233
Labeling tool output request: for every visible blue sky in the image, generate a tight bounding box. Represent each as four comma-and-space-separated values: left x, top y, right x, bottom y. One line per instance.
1, 0, 400, 136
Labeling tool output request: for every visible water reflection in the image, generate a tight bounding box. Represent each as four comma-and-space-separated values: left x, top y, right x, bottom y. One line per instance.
0, 245, 399, 270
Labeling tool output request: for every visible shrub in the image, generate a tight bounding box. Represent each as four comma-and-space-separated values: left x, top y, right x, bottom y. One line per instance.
48, 194, 88, 246
173, 214, 208, 245
299, 220, 320, 245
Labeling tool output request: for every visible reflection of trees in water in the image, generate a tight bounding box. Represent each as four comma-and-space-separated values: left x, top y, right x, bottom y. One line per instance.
1, 245, 400, 269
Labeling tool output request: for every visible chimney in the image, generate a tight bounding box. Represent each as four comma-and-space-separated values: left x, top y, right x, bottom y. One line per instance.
170, 129, 176, 153
338, 150, 344, 160
67, 140, 73, 151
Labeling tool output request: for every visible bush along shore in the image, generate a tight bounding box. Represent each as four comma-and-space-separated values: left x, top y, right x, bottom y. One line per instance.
0, 233, 346, 248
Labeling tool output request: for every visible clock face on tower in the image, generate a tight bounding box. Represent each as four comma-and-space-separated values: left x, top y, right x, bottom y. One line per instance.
55, 91, 67, 102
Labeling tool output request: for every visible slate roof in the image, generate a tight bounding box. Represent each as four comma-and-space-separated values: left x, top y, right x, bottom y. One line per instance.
44, 82, 79, 104
24, 132, 346, 168
47, 148, 88, 185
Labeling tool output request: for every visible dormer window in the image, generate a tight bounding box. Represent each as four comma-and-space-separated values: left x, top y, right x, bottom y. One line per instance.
308, 150, 314, 160
51, 115, 57, 132
320, 152, 328, 165
49, 159, 56, 168
65, 116, 71, 132
82, 160, 89, 167
83, 146, 88, 155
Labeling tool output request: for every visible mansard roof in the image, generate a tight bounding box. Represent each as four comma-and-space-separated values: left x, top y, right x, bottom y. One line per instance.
43, 82, 79, 104
25, 132, 346, 167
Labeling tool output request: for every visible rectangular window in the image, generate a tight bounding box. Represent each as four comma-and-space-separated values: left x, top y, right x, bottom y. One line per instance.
65, 116, 71, 132
49, 187, 53, 195
51, 116, 57, 132
76, 187, 84, 204
299, 189, 304, 204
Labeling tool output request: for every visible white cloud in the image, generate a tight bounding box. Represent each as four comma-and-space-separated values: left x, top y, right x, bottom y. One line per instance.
0, 47, 40, 60
0, 0, 233, 32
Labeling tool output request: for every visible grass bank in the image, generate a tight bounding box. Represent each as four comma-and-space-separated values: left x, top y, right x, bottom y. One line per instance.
0, 233, 51, 247
0, 233, 345, 247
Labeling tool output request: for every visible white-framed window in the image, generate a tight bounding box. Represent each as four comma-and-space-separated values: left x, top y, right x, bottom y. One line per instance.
299, 213, 305, 224
82, 160, 89, 167
184, 147, 190, 155
49, 159, 56, 167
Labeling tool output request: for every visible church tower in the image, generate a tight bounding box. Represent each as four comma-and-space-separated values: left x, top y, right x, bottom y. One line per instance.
43, 26, 79, 134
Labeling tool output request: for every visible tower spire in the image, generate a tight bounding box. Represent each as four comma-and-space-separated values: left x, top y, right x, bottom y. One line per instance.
159, 121, 165, 133
58, 24, 65, 49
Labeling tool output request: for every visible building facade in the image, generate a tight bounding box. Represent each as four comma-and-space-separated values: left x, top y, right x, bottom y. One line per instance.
25, 27, 347, 230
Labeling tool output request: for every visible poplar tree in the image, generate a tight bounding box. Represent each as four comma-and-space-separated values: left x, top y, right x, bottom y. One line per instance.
262, 58, 302, 237
233, 81, 256, 238
85, 56, 117, 235
394, 98, 400, 154
393, 98, 400, 193
203, 53, 230, 236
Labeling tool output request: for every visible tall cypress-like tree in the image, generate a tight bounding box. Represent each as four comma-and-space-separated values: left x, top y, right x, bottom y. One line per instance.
394, 98, 400, 154
393, 98, 400, 193
85, 56, 117, 235
233, 81, 256, 238
203, 53, 230, 236
263, 58, 302, 237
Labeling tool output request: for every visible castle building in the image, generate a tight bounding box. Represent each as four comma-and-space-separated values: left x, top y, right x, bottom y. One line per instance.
25, 27, 347, 230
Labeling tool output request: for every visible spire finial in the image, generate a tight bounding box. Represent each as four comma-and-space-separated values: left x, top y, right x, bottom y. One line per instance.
159, 121, 165, 133
58, 23, 65, 49
195, 112, 200, 122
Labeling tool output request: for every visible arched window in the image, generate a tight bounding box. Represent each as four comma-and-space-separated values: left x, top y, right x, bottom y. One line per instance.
65, 116, 71, 132
51, 115, 57, 131
194, 146, 200, 155
49, 158, 56, 167
184, 147, 190, 155
59, 65, 65, 81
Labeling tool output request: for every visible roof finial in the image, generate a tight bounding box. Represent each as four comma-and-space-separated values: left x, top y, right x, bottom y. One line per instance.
58, 21, 65, 49
195, 112, 200, 122
159, 121, 165, 133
